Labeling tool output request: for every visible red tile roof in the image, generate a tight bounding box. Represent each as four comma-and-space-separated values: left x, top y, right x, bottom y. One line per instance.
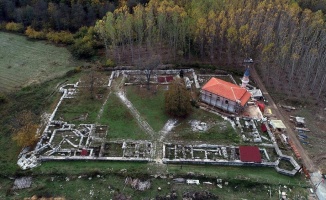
239, 146, 261, 163
202, 78, 251, 106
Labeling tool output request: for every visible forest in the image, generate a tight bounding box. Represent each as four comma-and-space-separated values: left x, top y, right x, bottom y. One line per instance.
1, 0, 326, 102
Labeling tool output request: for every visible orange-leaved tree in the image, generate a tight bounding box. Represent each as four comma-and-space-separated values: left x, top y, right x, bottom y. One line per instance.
12, 110, 39, 148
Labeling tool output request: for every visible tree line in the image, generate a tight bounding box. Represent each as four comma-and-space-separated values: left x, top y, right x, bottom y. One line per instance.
95, 0, 326, 101
0, 0, 147, 32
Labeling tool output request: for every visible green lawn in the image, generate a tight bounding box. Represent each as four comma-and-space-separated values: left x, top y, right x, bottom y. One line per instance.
126, 86, 170, 132
167, 108, 239, 144
98, 93, 148, 140
0, 162, 308, 199
0, 31, 82, 92
54, 94, 106, 125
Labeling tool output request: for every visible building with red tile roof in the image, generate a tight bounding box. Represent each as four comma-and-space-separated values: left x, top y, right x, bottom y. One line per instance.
200, 77, 251, 113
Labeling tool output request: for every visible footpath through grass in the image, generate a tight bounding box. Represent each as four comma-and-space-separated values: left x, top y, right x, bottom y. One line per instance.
98, 93, 148, 140
0, 31, 81, 92
126, 86, 170, 132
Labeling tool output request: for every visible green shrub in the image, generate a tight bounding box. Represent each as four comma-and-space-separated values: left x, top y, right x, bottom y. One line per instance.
5, 22, 24, 33
70, 38, 95, 59
104, 59, 116, 68
70, 26, 97, 59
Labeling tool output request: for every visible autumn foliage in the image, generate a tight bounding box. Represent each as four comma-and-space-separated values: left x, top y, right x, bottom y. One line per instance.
12, 111, 39, 148
165, 78, 192, 118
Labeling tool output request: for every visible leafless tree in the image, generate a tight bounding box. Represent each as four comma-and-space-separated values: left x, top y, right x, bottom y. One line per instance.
135, 55, 162, 90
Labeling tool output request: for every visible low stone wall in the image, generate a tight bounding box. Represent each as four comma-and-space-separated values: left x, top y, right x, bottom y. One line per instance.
39, 156, 151, 162
163, 158, 276, 167
264, 121, 300, 176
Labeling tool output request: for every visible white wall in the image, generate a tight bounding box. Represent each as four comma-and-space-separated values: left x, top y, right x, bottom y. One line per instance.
200, 90, 238, 113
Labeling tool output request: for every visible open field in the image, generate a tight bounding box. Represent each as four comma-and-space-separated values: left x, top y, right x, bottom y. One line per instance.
54, 95, 106, 125
0, 32, 81, 92
126, 85, 170, 132
98, 94, 148, 140
166, 108, 238, 144
0, 161, 308, 199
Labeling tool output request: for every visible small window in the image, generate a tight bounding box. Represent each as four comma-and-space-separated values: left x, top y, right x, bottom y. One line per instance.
225, 100, 229, 104
216, 97, 220, 101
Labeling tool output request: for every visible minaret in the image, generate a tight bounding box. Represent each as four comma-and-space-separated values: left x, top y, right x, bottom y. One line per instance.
241, 67, 250, 88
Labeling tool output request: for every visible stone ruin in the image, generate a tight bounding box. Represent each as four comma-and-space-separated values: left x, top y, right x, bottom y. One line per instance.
16, 69, 300, 176
125, 177, 151, 191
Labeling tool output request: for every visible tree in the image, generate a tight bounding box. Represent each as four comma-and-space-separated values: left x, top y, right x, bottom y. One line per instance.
136, 55, 161, 90
12, 110, 39, 148
79, 68, 103, 100
165, 78, 192, 117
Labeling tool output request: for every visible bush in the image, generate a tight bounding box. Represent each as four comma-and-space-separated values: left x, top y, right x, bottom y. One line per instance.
69, 26, 97, 59
5, 22, 24, 33
66, 66, 82, 77
25, 26, 46, 39
70, 38, 95, 59
46, 31, 74, 44
104, 59, 116, 68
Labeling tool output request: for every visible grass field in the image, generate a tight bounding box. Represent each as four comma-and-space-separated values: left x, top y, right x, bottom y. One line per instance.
55, 95, 106, 125
125, 86, 170, 132
167, 108, 239, 144
0, 32, 81, 92
0, 161, 308, 199
98, 93, 148, 140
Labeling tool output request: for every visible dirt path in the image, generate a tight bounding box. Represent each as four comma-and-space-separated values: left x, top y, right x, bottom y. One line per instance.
251, 67, 317, 172
96, 91, 111, 123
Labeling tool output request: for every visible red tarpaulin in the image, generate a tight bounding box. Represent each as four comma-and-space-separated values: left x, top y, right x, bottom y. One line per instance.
81, 149, 88, 156
166, 76, 174, 82
157, 77, 166, 83
239, 146, 262, 163
261, 123, 267, 132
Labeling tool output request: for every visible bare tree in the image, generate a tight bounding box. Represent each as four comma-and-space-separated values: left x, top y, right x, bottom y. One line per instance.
135, 55, 161, 90
79, 68, 103, 100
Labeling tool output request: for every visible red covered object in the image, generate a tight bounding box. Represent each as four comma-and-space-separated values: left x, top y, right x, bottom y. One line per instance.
81, 149, 88, 156
157, 77, 166, 83
239, 146, 261, 163
261, 123, 267, 132
166, 76, 174, 82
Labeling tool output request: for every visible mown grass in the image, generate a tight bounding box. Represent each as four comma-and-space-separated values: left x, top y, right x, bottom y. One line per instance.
32, 161, 149, 175
126, 86, 170, 132
98, 93, 148, 140
167, 108, 239, 144
167, 165, 306, 186
0, 31, 82, 92
54, 95, 105, 125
